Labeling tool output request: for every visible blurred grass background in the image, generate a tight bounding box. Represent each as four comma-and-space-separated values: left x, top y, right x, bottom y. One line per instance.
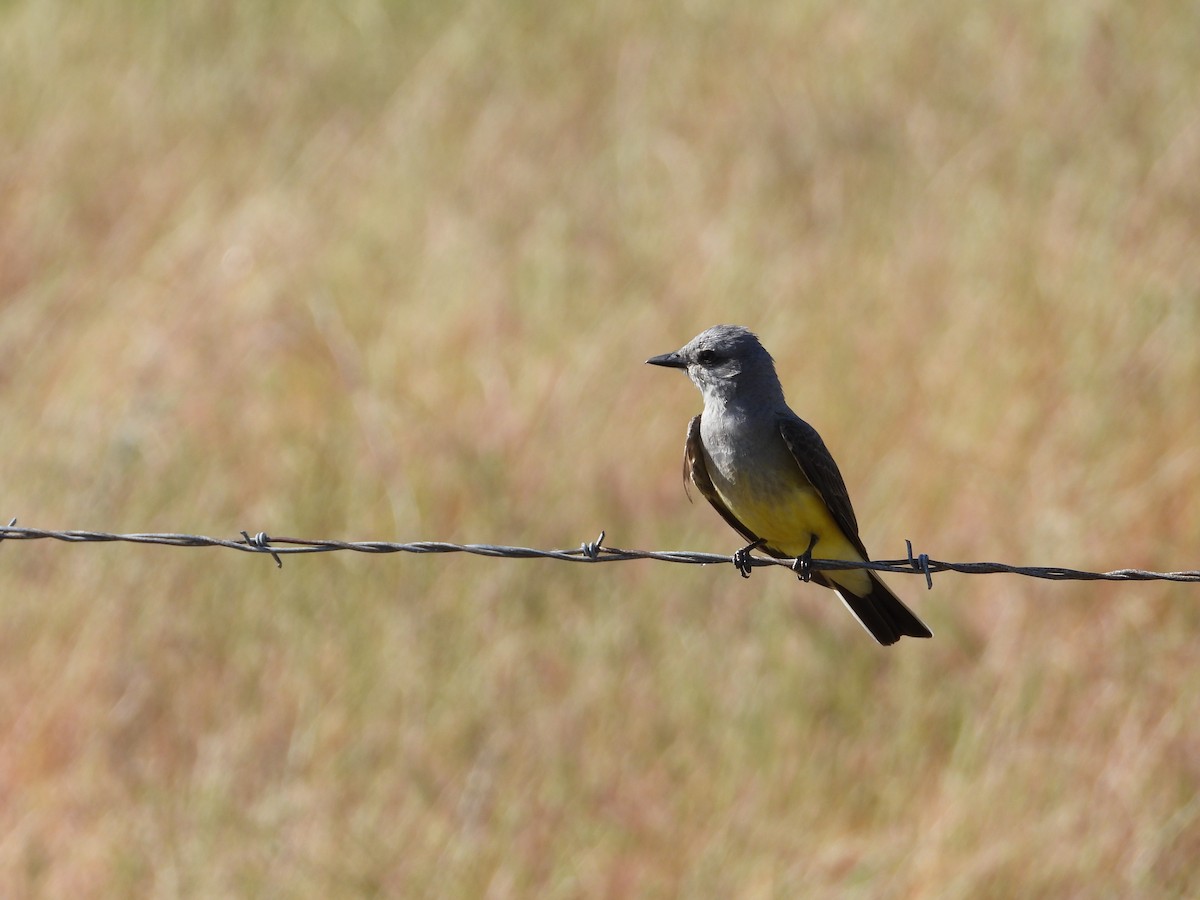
3, 0, 1199, 895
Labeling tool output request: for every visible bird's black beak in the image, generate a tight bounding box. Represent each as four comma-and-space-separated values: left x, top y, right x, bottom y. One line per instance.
646, 351, 688, 369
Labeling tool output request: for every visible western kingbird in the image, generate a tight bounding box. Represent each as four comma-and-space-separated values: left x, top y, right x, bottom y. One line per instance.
647, 324, 931, 645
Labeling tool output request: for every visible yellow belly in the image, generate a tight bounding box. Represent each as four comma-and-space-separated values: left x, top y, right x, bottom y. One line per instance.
716, 477, 872, 595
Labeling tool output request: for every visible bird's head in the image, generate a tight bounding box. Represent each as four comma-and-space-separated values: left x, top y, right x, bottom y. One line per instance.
646, 324, 783, 406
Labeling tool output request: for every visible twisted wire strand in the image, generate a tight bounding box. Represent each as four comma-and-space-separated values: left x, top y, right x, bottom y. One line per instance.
2, 523, 1198, 584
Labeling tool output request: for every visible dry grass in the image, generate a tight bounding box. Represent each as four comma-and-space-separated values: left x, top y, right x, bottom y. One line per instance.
3, 0, 1199, 896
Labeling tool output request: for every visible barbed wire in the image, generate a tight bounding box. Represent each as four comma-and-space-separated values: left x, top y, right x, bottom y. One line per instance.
2, 522, 1198, 587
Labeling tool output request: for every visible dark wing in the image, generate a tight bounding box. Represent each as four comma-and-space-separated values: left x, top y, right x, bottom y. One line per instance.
777, 414, 871, 560
683, 414, 768, 550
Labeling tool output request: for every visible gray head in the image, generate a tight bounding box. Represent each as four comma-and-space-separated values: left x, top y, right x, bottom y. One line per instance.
646, 324, 784, 406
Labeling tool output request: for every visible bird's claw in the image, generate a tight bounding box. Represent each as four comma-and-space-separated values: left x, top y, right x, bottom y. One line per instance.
732, 538, 768, 578
791, 533, 819, 583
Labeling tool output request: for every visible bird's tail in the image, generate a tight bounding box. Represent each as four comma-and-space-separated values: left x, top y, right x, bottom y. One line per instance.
835, 572, 932, 646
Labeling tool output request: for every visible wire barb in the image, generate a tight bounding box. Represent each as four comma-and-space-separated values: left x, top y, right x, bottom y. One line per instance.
907, 539, 934, 590
580, 530, 606, 559
241, 530, 283, 569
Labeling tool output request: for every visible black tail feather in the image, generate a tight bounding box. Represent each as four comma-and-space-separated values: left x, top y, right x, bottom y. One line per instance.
836, 572, 932, 646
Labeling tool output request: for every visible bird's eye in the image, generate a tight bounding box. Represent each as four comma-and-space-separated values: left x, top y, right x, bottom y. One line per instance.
697, 349, 718, 365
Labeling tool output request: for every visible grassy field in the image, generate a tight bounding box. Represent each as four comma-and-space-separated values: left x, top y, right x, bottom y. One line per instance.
3, 0, 1199, 895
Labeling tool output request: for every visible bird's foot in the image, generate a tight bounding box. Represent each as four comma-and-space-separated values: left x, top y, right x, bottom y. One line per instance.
732, 538, 768, 578
791, 533, 819, 583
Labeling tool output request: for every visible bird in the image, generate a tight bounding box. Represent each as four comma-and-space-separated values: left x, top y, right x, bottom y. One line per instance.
646, 324, 932, 645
